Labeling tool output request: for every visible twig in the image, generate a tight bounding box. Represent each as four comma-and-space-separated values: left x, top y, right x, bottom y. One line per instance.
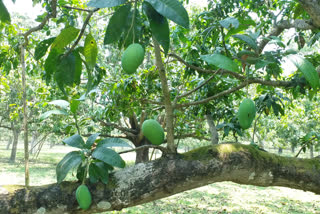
119, 145, 169, 155
62, 5, 91, 12
173, 74, 216, 106
22, 0, 57, 45
63, 8, 99, 58
169, 53, 246, 80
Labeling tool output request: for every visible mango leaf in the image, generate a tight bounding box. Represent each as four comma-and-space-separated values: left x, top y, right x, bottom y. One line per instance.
92, 147, 125, 168
145, 0, 189, 29
219, 17, 239, 29
34, 37, 56, 60
233, 34, 258, 50
143, 2, 170, 55
89, 162, 109, 184
0, 0, 10, 23
70, 99, 80, 114
55, 52, 76, 87
56, 151, 82, 183
84, 33, 98, 70
98, 138, 132, 148
287, 55, 320, 89
63, 134, 85, 149
201, 54, 239, 72
51, 27, 80, 50
73, 50, 82, 85
87, 0, 127, 8
44, 48, 63, 82
39, 109, 68, 120
49, 100, 69, 109
104, 4, 131, 44
86, 133, 100, 149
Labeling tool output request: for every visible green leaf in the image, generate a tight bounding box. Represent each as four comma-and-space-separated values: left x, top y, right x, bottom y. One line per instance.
34, 37, 56, 60
287, 55, 320, 89
87, 0, 127, 8
86, 133, 100, 148
51, 27, 80, 50
98, 138, 132, 148
0, 0, 11, 23
70, 99, 80, 114
143, 2, 170, 55
73, 50, 83, 85
49, 100, 70, 109
201, 54, 239, 72
219, 17, 239, 29
55, 52, 76, 87
40, 109, 69, 120
84, 33, 98, 70
92, 147, 125, 168
233, 34, 258, 50
89, 162, 109, 184
63, 134, 85, 149
44, 48, 63, 82
104, 4, 131, 44
145, 0, 189, 29
56, 151, 82, 183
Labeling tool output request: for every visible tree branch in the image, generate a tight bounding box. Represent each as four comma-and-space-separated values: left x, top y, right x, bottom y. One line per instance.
118, 144, 169, 155
169, 53, 246, 80
1, 144, 319, 213
22, 0, 57, 45
99, 121, 138, 137
63, 8, 99, 58
173, 74, 216, 106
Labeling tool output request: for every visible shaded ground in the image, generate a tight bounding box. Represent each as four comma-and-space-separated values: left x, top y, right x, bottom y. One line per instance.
0, 142, 319, 214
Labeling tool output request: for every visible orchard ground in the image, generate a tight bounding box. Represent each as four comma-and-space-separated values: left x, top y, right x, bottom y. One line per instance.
0, 140, 320, 214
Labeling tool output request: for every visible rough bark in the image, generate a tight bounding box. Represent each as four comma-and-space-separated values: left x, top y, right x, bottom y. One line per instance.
9, 123, 20, 163
299, 0, 320, 28
205, 113, 219, 145
6, 136, 12, 150
153, 38, 175, 153
1, 143, 319, 214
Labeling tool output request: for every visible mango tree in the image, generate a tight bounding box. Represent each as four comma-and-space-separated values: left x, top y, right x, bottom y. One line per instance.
0, 0, 320, 213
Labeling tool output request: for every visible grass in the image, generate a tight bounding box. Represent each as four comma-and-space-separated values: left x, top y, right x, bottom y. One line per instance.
0, 141, 320, 214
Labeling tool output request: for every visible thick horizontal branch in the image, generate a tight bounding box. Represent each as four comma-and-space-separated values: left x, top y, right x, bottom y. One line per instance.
1, 143, 319, 213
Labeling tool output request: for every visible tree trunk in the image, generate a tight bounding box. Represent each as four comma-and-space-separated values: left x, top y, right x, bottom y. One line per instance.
6, 136, 12, 150
205, 113, 219, 145
310, 145, 314, 158
291, 145, 295, 153
30, 132, 39, 155
1, 143, 319, 214
9, 125, 20, 163
135, 147, 149, 164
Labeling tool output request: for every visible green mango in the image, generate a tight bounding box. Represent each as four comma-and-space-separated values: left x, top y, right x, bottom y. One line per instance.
121, 43, 145, 74
238, 98, 256, 129
142, 119, 164, 145
76, 184, 92, 210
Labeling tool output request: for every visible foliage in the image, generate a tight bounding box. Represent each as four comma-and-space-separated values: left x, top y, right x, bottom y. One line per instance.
56, 133, 130, 184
